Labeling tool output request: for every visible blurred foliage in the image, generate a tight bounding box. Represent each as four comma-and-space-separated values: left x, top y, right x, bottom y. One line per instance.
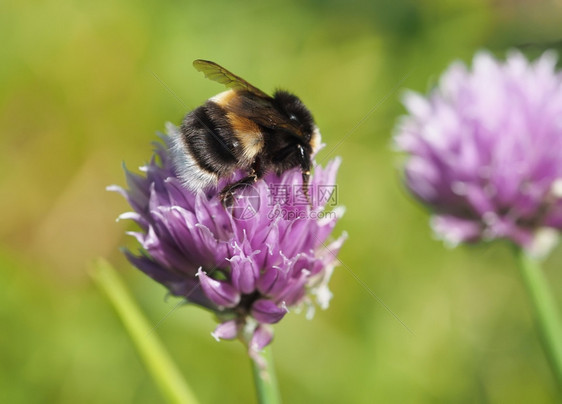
2, 0, 562, 402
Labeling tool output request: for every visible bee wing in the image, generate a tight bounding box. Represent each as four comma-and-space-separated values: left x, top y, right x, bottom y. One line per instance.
193, 60, 271, 99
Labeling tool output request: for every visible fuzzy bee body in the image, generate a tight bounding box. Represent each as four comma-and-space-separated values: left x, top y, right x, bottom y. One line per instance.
172, 60, 321, 199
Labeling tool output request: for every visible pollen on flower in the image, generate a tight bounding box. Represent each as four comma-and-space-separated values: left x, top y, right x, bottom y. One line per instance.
482, 212, 498, 227
551, 179, 562, 198
528, 228, 559, 259
451, 181, 468, 196
314, 283, 334, 310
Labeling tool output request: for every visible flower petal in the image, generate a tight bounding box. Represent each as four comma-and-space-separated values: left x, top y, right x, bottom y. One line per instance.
211, 320, 240, 341
251, 299, 288, 324
197, 268, 240, 308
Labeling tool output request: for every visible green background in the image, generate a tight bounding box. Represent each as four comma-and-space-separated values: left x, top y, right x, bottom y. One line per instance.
2, 0, 562, 402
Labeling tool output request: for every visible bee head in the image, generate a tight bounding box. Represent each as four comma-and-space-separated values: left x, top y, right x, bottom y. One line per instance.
273, 90, 316, 143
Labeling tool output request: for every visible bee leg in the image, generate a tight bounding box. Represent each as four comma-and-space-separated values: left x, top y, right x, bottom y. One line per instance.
219, 174, 258, 206
302, 170, 311, 205
219, 159, 264, 206
297, 144, 312, 205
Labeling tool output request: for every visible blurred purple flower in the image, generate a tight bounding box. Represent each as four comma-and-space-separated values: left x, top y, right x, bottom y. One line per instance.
395, 51, 562, 254
108, 124, 346, 356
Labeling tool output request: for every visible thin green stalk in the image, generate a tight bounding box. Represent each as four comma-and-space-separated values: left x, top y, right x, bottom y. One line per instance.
516, 249, 562, 389
251, 345, 282, 404
91, 259, 199, 404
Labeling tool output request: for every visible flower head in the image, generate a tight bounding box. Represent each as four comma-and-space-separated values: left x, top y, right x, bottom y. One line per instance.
109, 124, 346, 356
395, 51, 562, 255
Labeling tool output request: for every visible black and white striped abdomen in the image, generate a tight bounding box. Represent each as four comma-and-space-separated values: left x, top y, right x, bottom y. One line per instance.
170, 102, 239, 192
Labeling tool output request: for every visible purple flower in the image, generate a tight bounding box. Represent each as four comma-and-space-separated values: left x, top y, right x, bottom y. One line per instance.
394, 51, 562, 255
109, 124, 346, 356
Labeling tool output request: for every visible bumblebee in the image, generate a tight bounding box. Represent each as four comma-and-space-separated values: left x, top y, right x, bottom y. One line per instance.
171, 60, 321, 201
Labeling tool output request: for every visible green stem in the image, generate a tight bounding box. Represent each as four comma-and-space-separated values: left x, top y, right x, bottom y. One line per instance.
516, 249, 562, 389
90, 259, 200, 404
251, 345, 282, 404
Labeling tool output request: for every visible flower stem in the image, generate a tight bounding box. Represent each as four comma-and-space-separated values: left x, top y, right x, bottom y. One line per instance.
91, 259, 200, 404
251, 346, 282, 404
516, 249, 562, 389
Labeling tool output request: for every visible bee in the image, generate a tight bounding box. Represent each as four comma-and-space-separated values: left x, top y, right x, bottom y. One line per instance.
171, 60, 321, 202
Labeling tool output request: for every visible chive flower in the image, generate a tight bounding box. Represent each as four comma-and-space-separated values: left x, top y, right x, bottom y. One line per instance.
109, 124, 346, 358
394, 51, 562, 254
